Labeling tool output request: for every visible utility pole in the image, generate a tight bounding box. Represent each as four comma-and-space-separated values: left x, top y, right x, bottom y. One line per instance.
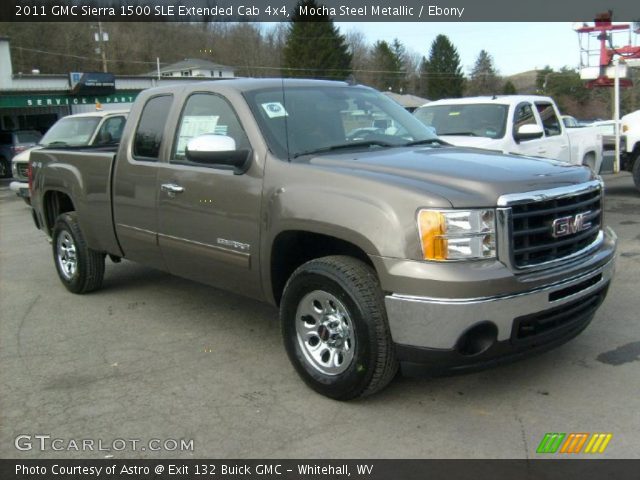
94, 22, 108, 73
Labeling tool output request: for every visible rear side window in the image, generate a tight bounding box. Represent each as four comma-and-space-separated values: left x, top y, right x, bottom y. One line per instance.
0, 133, 11, 144
535, 102, 562, 137
133, 95, 173, 160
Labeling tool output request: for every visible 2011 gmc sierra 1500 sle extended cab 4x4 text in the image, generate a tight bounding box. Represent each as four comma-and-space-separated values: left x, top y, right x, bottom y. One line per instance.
29, 79, 617, 400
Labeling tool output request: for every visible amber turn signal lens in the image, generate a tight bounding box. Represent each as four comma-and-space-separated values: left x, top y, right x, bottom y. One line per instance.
418, 210, 447, 260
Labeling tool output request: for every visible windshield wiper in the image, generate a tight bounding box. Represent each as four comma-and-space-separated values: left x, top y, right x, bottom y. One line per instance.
44, 141, 70, 147
442, 132, 478, 137
403, 138, 449, 147
292, 140, 396, 158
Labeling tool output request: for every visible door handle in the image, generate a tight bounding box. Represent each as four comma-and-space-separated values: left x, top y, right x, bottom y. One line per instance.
161, 183, 184, 196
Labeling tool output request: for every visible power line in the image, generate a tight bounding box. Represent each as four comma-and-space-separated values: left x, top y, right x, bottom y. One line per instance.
10, 46, 164, 65
10, 45, 590, 79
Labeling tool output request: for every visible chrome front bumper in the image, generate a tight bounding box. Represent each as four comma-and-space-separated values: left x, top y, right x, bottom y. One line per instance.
385, 255, 615, 350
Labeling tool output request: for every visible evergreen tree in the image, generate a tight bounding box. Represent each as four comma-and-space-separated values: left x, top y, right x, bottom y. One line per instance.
282, 0, 352, 79
467, 50, 501, 95
369, 39, 405, 92
502, 80, 517, 94
419, 35, 464, 100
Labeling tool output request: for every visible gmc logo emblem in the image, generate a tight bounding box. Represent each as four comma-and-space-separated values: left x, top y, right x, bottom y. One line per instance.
552, 211, 592, 238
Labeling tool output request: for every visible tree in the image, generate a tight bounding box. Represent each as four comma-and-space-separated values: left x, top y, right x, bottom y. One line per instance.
467, 50, 501, 95
419, 35, 464, 100
369, 39, 405, 92
502, 80, 517, 94
282, 0, 352, 79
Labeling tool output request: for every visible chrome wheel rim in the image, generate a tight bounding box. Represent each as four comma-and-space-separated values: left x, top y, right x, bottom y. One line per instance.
295, 290, 355, 376
56, 230, 77, 280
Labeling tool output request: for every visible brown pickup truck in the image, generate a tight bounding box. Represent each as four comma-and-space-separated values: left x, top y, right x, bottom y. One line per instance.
29, 79, 617, 399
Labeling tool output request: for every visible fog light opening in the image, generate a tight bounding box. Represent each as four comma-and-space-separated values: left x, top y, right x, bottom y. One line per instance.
456, 322, 498, 356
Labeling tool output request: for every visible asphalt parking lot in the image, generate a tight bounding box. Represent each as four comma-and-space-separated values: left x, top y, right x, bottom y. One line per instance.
1, 174, 639, 459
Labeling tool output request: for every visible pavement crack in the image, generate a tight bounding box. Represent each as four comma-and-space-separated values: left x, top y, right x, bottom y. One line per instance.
16, 294, 41, 379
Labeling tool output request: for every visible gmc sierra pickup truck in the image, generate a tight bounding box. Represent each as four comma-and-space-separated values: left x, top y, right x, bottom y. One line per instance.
29, 79, 617, 400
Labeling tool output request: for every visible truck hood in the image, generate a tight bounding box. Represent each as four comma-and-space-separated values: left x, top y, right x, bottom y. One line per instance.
308, 146, 594, 208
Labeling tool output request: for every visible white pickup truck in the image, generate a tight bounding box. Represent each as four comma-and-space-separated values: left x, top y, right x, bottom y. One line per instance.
414, 95, 603, 173
9, 110, 128, 203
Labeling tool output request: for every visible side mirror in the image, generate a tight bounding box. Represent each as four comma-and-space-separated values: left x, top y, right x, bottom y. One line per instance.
185, 134, 251, 174
514, 124, 544, 142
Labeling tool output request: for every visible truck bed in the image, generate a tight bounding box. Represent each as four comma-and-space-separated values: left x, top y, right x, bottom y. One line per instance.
30, 148, 121, 256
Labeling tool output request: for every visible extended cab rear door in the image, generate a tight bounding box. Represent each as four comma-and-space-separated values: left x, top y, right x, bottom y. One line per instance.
112, 94, 173, 269
155, 91, 264, 299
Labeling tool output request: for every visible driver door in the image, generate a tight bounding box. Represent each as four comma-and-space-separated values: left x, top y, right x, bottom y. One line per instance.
511, 101, 546, 158
156, 92, 263, 299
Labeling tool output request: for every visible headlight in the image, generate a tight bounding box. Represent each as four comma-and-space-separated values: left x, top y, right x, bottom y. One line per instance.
418, 209, 496, 261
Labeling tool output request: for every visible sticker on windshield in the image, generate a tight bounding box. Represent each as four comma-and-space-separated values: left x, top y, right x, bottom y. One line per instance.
261, 102, 288, 118
448, 111, 461, 116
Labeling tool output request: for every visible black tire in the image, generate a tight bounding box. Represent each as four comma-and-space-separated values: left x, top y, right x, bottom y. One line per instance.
0, 157, 9, 178
280, 255, 398, 400
632, 152, 640, 193
52, 212, 105, 294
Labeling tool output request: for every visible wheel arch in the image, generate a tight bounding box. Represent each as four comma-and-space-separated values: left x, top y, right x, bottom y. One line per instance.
269, 229, 376, 306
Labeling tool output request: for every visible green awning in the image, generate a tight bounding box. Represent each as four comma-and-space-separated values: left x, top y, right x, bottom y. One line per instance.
0, 91, 140, 108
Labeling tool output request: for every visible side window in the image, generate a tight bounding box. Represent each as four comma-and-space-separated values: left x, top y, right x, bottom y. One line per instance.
172, 93, 250, 163
94, 116, 126, 145
535, 102, 562, 137
513, 102, 537, 133
133, 96, 173, 160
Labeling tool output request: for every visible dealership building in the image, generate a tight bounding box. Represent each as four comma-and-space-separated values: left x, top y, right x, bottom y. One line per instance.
0, 37, 234, 133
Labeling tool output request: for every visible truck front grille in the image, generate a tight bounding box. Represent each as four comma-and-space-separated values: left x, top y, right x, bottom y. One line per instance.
16, 163, 29, 181
510, 187, 602, 268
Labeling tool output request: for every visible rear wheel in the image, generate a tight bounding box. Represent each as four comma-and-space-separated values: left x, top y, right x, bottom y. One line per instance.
52, 212, 105, 294
0, 157, 9, 178
280, 256, 398, 400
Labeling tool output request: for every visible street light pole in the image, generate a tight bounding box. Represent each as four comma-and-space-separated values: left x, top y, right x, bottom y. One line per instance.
613, 56, 620, 174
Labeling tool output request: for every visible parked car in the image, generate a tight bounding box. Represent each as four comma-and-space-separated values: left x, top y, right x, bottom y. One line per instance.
29, 79, 615, 399
9, 110, 128, 203
414, 95, 603, 172
561, 115, 582, 128
0, 130, 42, 178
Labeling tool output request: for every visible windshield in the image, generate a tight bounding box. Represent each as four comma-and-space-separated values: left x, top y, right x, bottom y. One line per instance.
243, 86, 440, 159
16, 131, 42, 144
414, 103, 508, 139
40, 117, 102, 147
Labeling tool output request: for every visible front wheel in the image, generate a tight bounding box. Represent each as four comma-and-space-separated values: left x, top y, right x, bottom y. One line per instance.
280, 256, 398, 400
52, 212, 105, 294
632, 152, 640, 193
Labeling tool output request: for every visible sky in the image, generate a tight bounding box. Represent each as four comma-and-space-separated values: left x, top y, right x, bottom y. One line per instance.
336, 22, 588, 76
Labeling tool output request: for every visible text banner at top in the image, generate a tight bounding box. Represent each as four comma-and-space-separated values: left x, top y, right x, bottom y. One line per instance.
2, 0, 639, 22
